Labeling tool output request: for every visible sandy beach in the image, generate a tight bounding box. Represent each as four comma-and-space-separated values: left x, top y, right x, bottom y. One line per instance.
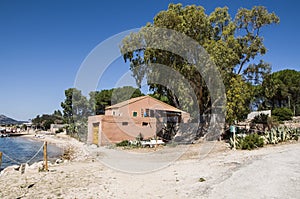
0, 134, 299, 199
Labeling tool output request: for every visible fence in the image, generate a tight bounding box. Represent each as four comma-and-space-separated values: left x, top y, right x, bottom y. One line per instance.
0, 141, 48, 174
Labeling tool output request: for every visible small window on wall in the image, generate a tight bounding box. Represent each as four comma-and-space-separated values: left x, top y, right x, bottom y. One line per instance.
142, 122, 149, 126
133, 111, 138, 117
122, 122, 128, 126
145, 109, 150, 117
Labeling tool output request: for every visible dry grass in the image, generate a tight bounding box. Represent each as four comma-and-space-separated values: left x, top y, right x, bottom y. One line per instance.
60, 145, 76, 160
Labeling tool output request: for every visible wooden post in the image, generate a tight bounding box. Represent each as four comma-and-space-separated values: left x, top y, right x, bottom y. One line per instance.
43, 141, 48, 171
0, 152, 2, 169
20, 163, 25, 174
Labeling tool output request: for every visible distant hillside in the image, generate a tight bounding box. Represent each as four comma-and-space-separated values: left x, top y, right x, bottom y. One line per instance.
0, 115, 26, 125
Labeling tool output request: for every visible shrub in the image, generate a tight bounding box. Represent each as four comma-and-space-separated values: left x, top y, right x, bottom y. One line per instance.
61, 145, 76, 160
116, 140, 130, 147
238, 133, 264, 150
262, 127, 300, 144
55, 128, 64, 133
272, 108, 293, 121
251, 113, 269, 124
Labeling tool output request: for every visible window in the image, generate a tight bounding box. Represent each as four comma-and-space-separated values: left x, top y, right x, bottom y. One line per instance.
122, 122, 128, 126
145, 109, 154, 117
150, 110, 155, 117
145, 109, 149, 117
133, 111, 137, 117
142, 122, 149, 126
112, 111, 115, 115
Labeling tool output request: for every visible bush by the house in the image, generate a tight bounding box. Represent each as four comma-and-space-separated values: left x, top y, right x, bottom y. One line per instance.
230, 127, 300, 150
262, 126, 299, 144
55, 128, 64, 133
251, 113, 279, 129
251, 113, 269, 124
272, 108, 293, 121
116, 140, 130, 147
239, 133, 264, 150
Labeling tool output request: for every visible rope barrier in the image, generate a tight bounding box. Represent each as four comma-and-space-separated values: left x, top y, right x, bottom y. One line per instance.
25, 143, 45, 164
1, 142, 44, 166
2, 152, 22, 165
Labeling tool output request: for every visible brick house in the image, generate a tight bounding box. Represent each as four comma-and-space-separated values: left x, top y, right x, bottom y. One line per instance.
87, 95, 190, 146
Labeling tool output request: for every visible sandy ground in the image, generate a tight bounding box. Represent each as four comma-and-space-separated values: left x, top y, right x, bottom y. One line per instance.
0, 135, 299, 199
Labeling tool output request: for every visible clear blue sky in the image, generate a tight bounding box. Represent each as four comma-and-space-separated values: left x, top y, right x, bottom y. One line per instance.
0, 0, 299, 121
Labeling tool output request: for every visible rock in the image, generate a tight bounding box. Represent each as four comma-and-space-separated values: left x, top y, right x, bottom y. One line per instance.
89, 144, 98, 149
29, 161, 44, 170
11, 164, 20, 170
55, 158, 63, 164
0, 165, 20, 175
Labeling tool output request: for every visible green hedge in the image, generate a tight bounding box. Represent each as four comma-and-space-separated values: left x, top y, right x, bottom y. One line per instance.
272, 108, 293, 121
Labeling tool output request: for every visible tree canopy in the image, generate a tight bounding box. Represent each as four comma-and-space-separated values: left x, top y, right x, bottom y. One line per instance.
120, 3, 279, 124
89, 86, 144, 115
32, 110, 64, 130
261, 69, 300, 115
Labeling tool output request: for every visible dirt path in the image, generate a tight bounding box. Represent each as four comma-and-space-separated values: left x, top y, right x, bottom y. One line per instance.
0, 140, 299, 198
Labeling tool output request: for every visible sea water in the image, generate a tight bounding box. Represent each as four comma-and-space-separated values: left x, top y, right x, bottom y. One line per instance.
0, 137, 62, 169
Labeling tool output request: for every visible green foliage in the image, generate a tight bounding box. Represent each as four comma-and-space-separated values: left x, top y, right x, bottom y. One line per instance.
120, 3, 279, 124
116, 140, 130, 147
89, 89, 113, 115
112, 86, 144, 104
262, 126, 300, 144
226, 75, 253, 123
61, 88, 90, 124
261, 69, 300, 115
272, 107, 293, 121
32, 110, 64, 130
149, 93, 174, 106
239, 134, 264, 150
55, 128, 64, 133
21, 124, 27, 130
251, 113, 269, 124
230, 127, 299, 150
230, 133, 264, 150
89, 86, 144, 115
61, 88, 90, 141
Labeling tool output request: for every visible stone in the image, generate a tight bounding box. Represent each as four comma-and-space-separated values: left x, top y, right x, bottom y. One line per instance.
89, 144, 98, 149
55, 159, 63, 164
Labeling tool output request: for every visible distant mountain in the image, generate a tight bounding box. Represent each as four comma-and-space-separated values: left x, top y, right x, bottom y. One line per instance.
0, 115, 26, 125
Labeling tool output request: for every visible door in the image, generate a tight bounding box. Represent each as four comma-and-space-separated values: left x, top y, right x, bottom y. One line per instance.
92, 123, 99, 145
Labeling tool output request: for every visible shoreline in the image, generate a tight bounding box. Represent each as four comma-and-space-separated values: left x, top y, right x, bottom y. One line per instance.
0, 136, 299, 198
0, 133, 88, 170
2, 130, 298, 195
20, 133, 90, 161
0, 134, 65, 170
